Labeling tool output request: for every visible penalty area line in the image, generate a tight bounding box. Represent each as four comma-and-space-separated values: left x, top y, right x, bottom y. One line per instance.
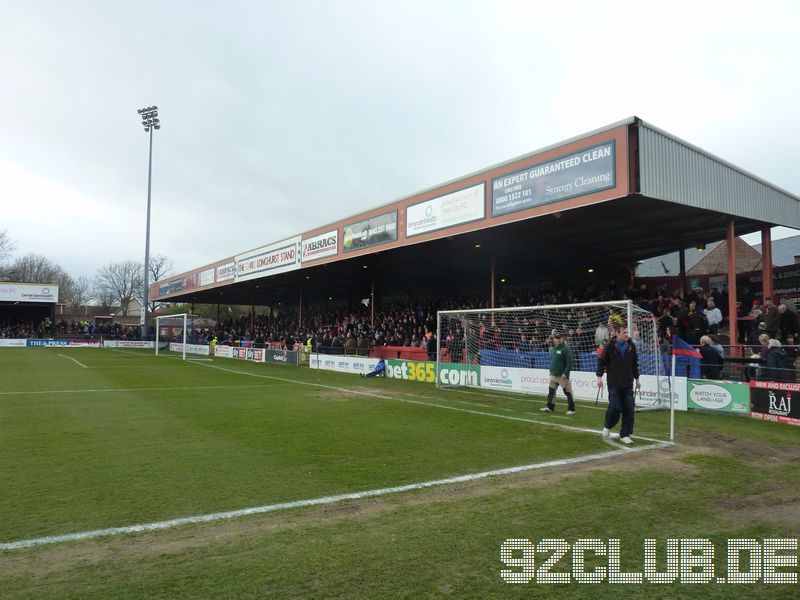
57, 353, 89, 369
0, 444, 664, 552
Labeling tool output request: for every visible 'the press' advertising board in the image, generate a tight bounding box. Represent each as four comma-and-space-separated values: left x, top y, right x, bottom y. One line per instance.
492, 141, 616, 217
750, 380, 800, 426
342, 211, 398, 253
27, 339, 102, 347
406, 183, 485, 237
687, 380, 750, 414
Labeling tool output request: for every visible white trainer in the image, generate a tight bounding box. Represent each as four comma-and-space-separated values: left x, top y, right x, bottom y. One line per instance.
540, 407, 553, 412
620, 436, 634, 445
566, 410, 576, 415
601, 428, 611, 438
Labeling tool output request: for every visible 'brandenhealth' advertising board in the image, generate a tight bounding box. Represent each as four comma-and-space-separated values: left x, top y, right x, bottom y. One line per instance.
406, 183, 485, 237
492, 141, 616, 216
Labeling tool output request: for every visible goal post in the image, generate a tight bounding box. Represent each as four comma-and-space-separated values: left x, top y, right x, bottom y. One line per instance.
155, 313, 188, 360
436, 300, 669, 413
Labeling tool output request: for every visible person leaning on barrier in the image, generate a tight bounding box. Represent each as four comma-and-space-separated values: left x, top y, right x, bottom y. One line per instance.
765, 339, 790, 382
699, 336, 724, 380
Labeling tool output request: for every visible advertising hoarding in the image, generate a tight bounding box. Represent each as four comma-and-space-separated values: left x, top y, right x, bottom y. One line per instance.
216, 261, 236, 283
0, 283, 59, 303
235, 236, 301, 282
342, 211, 398, 253
301, 230, 338, 262
406, 183, 485, 237
492, 141, 616, 216
309, 354, 380, 374
687, 380, 750, 413
750, 380, 800, 426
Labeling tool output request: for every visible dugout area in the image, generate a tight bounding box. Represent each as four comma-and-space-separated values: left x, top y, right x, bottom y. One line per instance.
152, 117, 800, 320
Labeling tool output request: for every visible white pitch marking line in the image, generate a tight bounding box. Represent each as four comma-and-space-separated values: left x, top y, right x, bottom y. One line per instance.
0, 443, 665, 552
57, 353, 89, 369
442, 386, 608, 411
191, 362, 671, 445
0, 383, 295, 396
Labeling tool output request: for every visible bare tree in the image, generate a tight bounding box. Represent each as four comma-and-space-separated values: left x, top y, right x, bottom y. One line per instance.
65, 275, 93, 310
95, 261, 143, 316
148, 254, 173, 313
0, 229, 16, 265
3, 253, 78, 302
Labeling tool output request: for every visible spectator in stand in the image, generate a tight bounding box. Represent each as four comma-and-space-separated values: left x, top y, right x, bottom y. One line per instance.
687, 301, 708, 344
594, 322, 611, 347
764, 339, 790, 382
703, 299, 723, 335
763, 297, 780, 339
426, 330, 437, 361
699, 336, 724, 380
344, 332, 358, 355
778, 303, 799, 344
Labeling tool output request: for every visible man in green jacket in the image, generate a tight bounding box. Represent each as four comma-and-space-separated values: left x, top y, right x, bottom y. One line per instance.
540, 331, 576, 415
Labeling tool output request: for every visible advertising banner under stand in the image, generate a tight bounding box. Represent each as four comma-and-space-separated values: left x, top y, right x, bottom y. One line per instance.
0, 283, 59, 303
492, 141, 616, 217
750, 380, 800, 426
342, 211, 398, 253
406, 184, 485, 237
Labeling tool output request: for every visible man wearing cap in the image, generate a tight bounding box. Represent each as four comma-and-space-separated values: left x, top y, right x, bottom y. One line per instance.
540, 330, 576, 415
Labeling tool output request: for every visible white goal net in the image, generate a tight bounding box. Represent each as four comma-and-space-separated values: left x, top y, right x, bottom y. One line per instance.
437, 300, 668, 411
155, 314, 188, 359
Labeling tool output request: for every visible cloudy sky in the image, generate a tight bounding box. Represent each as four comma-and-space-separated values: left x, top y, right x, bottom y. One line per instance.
1, 0, 798, 281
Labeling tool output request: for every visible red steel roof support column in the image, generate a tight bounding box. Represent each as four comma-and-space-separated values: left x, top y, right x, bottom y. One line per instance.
726, 219, 739, 356
761, 226, 774, 302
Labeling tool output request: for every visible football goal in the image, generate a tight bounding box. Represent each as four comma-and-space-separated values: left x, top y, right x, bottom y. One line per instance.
437, 300, 669, 412
155, 313, 188, 360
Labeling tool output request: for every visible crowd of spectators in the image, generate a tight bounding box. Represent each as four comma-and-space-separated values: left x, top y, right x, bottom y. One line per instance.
0, 317, 142, 340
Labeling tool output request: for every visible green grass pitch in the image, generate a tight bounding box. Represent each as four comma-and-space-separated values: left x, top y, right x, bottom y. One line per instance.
1, 348, 798, 598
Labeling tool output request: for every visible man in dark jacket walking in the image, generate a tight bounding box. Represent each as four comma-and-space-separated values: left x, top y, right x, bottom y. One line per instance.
596, 326, 641, 444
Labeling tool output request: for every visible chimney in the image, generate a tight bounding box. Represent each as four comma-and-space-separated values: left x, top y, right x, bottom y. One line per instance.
795, 255, 800, 265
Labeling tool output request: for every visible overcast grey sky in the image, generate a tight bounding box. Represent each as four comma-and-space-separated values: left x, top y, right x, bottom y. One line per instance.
1, 0, 798, 280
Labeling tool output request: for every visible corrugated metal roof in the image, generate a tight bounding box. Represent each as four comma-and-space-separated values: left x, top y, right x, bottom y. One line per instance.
638, 234, 800, 276
753, 234, 800, 266
638, 122, 800, 229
